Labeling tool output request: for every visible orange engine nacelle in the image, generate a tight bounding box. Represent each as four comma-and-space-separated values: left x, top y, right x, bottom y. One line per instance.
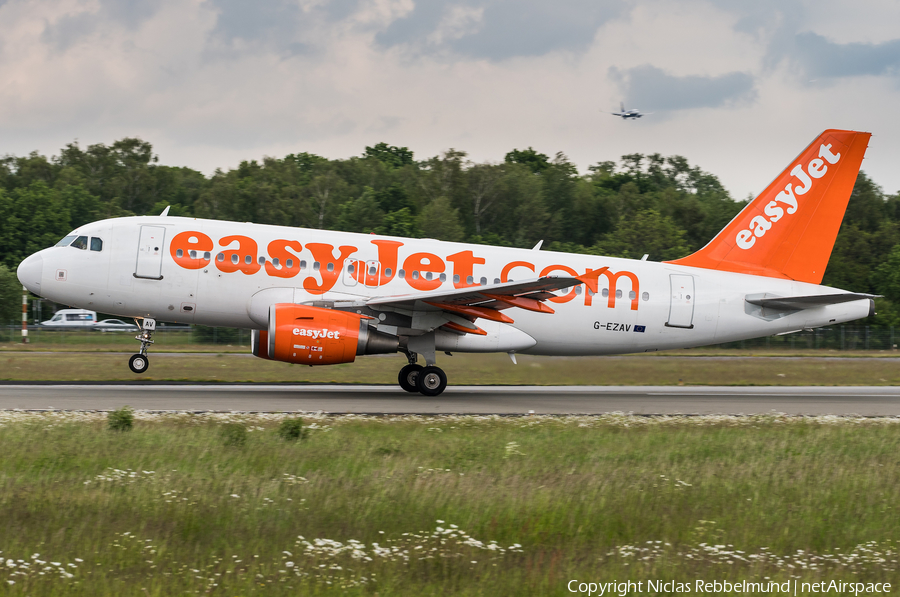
251, 304, 398, 366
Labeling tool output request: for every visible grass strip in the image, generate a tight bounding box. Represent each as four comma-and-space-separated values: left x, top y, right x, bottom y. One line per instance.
0, 412, 898, 595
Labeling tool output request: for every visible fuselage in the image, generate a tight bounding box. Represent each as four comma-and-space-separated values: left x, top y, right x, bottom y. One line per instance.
18, 215, 872, 356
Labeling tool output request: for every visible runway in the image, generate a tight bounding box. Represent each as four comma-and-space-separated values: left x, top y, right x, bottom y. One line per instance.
1, 384, 900, 415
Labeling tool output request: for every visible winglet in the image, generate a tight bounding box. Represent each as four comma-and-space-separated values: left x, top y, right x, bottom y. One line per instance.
576, 266, 609, 295
666, 130, 871, 284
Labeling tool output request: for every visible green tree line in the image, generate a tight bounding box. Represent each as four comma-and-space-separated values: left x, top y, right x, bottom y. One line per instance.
1, 138, 899, 326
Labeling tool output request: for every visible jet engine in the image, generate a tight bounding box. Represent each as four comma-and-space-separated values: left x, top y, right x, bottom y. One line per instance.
251, 303, 398, 365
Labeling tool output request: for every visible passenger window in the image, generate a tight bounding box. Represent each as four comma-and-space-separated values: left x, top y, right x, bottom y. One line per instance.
398, 269, 405, 279
327, 263, 334, 272
300, 260, 307, 270
412, 271, 420, 280
71, 236, 88, 250
313, 262, 320, 271
286, 259, 293, 268
90, 238, 103, 251
439, 273, 446, 282
480, 277, 487, 286
176, 249, 184, 258
385, 268, 392, 277
55, 235, 77, 247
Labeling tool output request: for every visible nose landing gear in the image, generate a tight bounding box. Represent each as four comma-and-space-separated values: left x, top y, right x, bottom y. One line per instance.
129, 318, 155, 374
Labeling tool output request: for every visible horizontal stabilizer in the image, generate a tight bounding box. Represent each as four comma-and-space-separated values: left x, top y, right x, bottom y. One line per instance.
746, 293, 877, 311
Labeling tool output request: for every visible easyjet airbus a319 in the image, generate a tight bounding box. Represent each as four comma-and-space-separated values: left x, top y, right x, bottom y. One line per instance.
17, 130, 875, 395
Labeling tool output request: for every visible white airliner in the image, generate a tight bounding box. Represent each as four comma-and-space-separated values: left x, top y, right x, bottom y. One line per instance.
612, 102, 650, 119
17, 130, 874, 395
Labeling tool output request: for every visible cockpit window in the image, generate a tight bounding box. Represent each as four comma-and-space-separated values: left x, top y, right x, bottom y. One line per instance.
90, 237, 103, 252
55, 235, 77, 247
71, 236, 88, 250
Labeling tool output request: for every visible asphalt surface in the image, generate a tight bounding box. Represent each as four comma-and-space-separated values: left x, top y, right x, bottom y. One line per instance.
1, 384, 900, 415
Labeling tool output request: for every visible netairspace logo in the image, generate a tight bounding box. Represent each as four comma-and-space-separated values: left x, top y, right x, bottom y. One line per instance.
566, 579, 892, 595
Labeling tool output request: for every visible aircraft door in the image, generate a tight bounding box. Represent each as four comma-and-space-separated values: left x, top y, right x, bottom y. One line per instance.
134, 225, 166, 280
666, 274, 695, 329
364, 261, 380, 288
343, 261, 359, 287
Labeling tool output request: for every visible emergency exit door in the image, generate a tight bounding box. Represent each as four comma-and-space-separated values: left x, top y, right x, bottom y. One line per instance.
364, 261, 381, 287
134, 225, 166, 280
666, 274, 695, 329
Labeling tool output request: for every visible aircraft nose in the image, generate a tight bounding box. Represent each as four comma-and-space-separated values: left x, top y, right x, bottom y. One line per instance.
17, 252, 43, 294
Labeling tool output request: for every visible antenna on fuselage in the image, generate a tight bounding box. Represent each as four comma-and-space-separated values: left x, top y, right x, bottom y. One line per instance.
159, 206, 170, 217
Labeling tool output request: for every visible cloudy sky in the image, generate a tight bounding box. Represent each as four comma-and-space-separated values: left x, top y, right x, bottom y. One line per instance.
1, 0, 899, 199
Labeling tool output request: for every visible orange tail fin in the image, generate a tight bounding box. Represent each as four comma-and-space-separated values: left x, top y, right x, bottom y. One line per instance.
666, 129, 871, 284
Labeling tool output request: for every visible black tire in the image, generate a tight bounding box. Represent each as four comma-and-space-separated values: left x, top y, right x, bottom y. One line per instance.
398, 364, 423, 393
416, 366, 447, 396
129, 353, 149, 374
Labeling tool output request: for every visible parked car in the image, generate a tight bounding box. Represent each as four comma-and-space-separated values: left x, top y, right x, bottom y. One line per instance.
92, 319, 139, 332
40, 309, 98, 329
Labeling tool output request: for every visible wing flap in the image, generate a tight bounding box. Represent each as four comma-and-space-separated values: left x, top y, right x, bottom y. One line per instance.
366, 276, 582, 310
365, 275, 585, 332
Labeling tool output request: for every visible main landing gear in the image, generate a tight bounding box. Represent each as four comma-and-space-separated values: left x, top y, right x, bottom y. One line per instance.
398, 351, 448, 396
129, 318, 155, 374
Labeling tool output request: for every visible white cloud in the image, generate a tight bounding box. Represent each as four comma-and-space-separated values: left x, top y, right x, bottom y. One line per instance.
0, 0, 898, 200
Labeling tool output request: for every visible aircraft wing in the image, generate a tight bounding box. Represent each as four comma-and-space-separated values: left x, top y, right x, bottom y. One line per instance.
365, 272, 605, 333
745, 293, 876, 311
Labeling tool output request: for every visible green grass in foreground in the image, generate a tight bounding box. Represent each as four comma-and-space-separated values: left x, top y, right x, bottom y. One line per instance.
3, 352, 900, 385
0, 412, 898, 595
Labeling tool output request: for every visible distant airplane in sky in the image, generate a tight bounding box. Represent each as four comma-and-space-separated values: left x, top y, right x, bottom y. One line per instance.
611, 102, 650, 119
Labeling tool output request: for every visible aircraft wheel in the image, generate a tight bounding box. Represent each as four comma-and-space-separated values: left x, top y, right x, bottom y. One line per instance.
129, 353, 149, 374
416, 366, 447, 397
398, 364, 423, 393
